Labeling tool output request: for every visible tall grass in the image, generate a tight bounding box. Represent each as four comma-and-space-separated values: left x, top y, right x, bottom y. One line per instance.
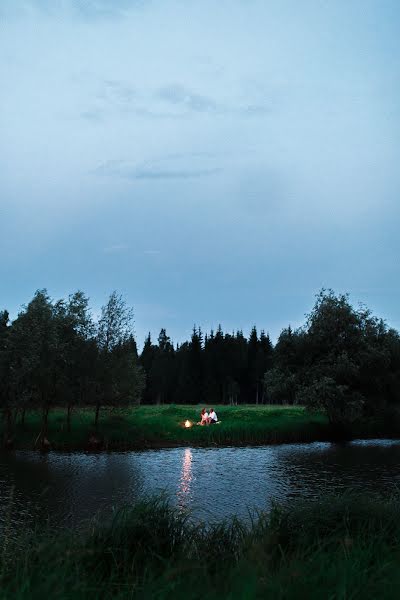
2, 493, 400, 598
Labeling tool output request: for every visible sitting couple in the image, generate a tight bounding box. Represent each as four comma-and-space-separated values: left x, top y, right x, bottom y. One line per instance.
200, 408, 218, 425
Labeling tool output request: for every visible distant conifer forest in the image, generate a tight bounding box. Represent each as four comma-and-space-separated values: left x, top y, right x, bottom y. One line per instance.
1, 289, 400, 442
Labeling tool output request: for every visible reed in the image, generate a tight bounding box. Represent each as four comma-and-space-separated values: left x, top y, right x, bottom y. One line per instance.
2, 493, 400, 599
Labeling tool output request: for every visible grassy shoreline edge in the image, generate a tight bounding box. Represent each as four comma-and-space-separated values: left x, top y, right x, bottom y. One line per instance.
1, 405, 398, 451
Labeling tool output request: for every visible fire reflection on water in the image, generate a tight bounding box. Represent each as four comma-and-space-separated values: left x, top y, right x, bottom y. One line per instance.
177, 448, 193, 510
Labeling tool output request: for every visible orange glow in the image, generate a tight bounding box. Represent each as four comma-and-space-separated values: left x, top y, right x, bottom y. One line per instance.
184, 420, 192, 428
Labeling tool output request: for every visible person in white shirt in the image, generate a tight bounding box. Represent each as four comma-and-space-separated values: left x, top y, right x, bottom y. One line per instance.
209, 408, 218, 424
200, 408, 209, 425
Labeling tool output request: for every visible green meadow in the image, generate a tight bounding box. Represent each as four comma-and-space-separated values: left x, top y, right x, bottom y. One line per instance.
5, 405, 332, 450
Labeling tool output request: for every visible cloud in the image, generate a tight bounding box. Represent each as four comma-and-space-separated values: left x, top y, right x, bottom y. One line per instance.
239, 104, 271, 117
94, 157, 223, 181
103, 245, 162, 256
79, 75, 271, 124
71, 0, 139, 19
0, 0, 141, 20
133, 167, 222, 180
103, 243, 129, 253
79, 78, 188, 123
97, 79, 136, 104
129, 107, 185, 120
80, 109, 104, 122
156, 83, 271, 118
157, 84, 219, 113
79, 78, 136, 122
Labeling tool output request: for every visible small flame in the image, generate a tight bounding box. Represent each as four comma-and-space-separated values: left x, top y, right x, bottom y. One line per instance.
184, 420, 192, 428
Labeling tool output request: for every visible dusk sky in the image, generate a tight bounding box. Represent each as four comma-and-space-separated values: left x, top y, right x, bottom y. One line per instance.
1, 0, 399, 348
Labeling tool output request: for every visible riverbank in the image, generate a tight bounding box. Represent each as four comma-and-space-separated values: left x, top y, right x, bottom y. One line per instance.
2, 405, 395, 451
2, 493, 400, 599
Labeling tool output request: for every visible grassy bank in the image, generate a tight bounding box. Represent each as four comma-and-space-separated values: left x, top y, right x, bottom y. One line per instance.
2, 493, 400, 598
3, 405, 335, 450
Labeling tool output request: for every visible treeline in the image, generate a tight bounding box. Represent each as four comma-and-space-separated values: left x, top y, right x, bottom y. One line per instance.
140, 290, 400, 425
140, 326, 273, 405
1, 288, 400, 442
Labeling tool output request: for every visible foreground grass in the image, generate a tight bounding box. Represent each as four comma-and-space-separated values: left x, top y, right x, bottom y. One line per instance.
6, 405, 331, 450
2, 493, 400, 599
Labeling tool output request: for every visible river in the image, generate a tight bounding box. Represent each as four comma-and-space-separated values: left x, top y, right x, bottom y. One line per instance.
1, 439, 400, 531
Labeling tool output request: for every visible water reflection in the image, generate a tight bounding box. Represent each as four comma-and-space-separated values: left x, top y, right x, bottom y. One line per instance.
177, 448, 193, 510
2, 440, 400, 531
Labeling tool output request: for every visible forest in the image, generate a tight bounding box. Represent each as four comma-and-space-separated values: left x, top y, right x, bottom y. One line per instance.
1, 288, 400, 444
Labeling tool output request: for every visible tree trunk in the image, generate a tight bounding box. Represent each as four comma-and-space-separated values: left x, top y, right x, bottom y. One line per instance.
67, 404, 72, 433
94, 403, 100, 430
42, 406, 49, 438
36, 405, 50, 451
21, 408, 26, 427
3, 408, 13, 447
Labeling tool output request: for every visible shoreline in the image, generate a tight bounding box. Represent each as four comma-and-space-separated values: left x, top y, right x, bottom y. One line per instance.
3, 427, 399, 453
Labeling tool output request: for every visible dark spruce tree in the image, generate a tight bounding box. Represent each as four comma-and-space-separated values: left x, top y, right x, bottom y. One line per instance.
148, 329, 176, 404
139, 333, 158, 403
187, 327, 204, 404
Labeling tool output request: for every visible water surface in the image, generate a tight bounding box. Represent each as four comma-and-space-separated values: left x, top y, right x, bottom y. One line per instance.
1, 439, 400, 530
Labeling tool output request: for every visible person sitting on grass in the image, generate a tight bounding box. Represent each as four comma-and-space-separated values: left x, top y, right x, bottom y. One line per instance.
200, 408, 209, 425
208, 408, 218, 424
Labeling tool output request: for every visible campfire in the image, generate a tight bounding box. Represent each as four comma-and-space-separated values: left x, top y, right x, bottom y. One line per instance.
184, 420, 192, 428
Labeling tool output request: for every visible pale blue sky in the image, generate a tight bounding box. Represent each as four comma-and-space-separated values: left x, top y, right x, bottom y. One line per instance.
1, 0, 399, 347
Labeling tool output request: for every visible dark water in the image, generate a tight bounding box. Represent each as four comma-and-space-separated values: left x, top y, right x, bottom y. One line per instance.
1, 440, 400, 531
